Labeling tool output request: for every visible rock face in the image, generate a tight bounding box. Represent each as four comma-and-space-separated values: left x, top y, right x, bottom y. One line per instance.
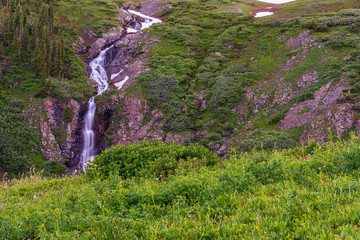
226, 30, 358, 147
96, 92, 189, 150
137, 0, 171, 17
26, 97, 85, 167
279, 79, 356, 143
88, 38, 106, 58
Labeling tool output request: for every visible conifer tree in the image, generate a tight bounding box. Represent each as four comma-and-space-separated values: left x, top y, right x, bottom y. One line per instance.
47, 41, 52, 76
32, 39, 40, 71
32, 16, 38, 47
41, 62, 47, 87
39, 26, 48, 52
58, 31, 65, 79
40, 43, 47, 74
23, 22, 29, 49
48, 3, 54, 35
39, 5, 48, 29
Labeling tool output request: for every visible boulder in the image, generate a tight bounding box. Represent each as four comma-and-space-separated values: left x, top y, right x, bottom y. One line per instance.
88, 38, 106, 58
102, 27, 125, 44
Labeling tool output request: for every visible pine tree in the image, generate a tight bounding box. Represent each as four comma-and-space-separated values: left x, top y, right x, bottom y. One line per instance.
48, 3, 54, 35
39, 25, 48, 52
47, 41, 52, 76
40, 43, 47, 74
39, 5, 48, 29
12, 27, 21, 60
32, 16, 38, 47
41, 62, 47, 87
23, 22, 29, 49
58, 31, 65, 79
32, 39, 40, 71
47, 76, 51, 95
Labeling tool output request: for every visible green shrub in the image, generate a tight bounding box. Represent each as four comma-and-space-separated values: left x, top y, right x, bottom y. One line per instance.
63, 106, 73, 123
324, 31, 360, 48
89, 140, 220, 179
238, 130, 298, 151
41, 161, 66, 176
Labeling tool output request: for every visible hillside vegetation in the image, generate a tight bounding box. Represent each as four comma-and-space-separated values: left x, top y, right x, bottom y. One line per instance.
2, 135, 360, 239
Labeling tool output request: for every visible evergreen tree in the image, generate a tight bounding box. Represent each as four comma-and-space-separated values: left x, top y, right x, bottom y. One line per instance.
47, 41, 52, 76
32, 39, 40, 71
23, 22, 29, 49
39, 25, 48, 52
40, 43, 47, 74
48, 3, 54, 35
41, 62, 47, 87
32, 16, 38, 47
58, 31, 65, 79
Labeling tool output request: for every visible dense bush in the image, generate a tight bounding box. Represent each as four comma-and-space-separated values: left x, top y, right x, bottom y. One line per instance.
209, 63, 257, 112
238, 130, 298, 151
90, 140, 220, 179
48, 77, 95, 102
4, 136, 360, 238
324, 31, 360, 48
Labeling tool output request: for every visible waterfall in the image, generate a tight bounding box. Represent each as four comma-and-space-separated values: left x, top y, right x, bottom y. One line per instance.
79, 46, 113, 172
78, 10, 162, 172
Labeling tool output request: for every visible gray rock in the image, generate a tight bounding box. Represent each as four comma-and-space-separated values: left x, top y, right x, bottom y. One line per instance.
102, 27, 125, 44
88, 38, 106, 58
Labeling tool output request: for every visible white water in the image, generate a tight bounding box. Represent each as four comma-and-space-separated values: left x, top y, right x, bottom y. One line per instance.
255, 11, 274, 18
79, 46, 113, 172
78, 11, 162, 172
123, 9, 163, 33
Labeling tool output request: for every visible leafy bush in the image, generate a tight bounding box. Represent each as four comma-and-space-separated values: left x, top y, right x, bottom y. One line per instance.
48, 77, 94, 102
90, 140, 220, 179
5, 136, 360, 239
141, 75, 178, 102
324, 31, 360, 48
63, 106, 73, 123
209, 63, 257, 110
238, 130, 298, 151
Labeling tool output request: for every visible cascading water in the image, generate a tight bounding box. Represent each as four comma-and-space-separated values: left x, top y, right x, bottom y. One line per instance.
79, 46, 113, 172
78, 10, 162, 172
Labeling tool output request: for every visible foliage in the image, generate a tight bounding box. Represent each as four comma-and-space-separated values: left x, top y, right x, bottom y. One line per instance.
89, 140, 220, 179
237, 130, 298, 151
3, 136, 360, 238
63, 106, 73, 123
0, 98, 48, 175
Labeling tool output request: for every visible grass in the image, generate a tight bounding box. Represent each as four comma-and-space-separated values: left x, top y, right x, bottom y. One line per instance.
3, 135, 360, 238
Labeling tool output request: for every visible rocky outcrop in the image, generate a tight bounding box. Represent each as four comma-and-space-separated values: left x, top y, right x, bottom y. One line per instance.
137, 0, 171, 17
88, 38, 106, 58
96, 92, 189, 149
279, 79, 356, 143
25, 97, 85, 167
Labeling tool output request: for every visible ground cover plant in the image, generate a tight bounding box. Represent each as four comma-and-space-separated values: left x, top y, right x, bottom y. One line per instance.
2, 136, 360, 239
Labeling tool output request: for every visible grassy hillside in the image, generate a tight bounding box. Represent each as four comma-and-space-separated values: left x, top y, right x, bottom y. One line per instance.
2, 135, 360, 239
122, 0, 360, 153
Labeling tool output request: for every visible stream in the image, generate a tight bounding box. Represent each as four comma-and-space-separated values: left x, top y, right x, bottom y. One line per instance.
78, 10, 162, 172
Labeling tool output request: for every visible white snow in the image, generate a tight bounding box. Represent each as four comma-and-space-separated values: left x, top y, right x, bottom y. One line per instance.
255, 11, 274, 18
111, 69, 124, 80
114, 76, 129, 90
257, 0, 295, 4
